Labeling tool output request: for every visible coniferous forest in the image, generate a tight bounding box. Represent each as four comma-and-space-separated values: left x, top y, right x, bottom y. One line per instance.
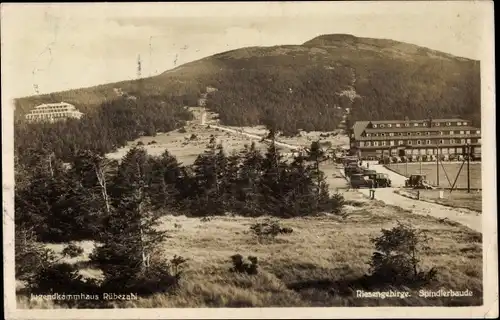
14, 91, 344, 303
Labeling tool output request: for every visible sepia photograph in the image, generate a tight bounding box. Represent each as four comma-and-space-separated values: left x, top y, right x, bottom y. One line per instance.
2, 1, 497, 319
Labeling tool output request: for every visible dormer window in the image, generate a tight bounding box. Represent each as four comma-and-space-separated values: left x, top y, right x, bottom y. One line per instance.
414, 123, 419, 127
380, 124, 385, 128
463, 122, 468, 126
416, 132, 421, 136
405, 123, 410, 127
423, 122, 428, 127
435, 122, 441, 127
388, 124, 392, 128
457, 122, 462, 126
381, 133, 385, 137
396, 123, 401, 127
366, 133, 371, 137
446, 122, 451, 126
373, 124, 378, 128
407, 132, 411, 136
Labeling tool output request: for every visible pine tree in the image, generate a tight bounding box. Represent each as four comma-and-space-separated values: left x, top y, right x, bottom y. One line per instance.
306, 141, 331, 212
259, 139, 287, 216
92, 147, 168, 292
190, 136, 225, 215
239, 142, 264, 216
148, 150, 183, 211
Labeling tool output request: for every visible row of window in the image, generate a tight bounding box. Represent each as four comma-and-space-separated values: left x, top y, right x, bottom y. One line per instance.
29, 109, 74, 114
26, 112, 82, 119
361, 138, 479, 147
378, 147, 480, 156
365, 130, 480, 137
372, 121, 468, 129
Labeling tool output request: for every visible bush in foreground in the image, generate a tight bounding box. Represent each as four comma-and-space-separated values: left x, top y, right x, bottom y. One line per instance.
229, 254, 259, 275
368, 222, 437, 287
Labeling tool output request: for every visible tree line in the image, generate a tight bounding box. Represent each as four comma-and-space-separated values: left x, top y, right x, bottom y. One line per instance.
16, 135, 344, 243
14, 94, 194, 164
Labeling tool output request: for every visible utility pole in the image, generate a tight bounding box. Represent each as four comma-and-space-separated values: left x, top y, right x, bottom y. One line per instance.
436, 143, 439, 186
467, 144, 471, 193
419, 154, 422, 175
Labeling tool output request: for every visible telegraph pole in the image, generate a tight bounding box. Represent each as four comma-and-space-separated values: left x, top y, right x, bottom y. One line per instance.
467, 144, 471, 193
436, 143, 440, 186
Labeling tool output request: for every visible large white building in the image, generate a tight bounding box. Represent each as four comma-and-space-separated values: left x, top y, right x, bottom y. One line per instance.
25, 102, 84, 123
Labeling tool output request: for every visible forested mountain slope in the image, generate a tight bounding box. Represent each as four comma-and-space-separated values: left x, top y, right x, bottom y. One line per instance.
15, 34, 481, 134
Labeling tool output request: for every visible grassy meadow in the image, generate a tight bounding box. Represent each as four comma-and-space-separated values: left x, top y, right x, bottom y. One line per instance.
17, 190, 482, 308
397, 189, 482, 213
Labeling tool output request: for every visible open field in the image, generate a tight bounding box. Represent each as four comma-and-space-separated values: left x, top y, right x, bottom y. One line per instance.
386, 163, 482, 190
17, 186, 482, 308
105, 123, 273, 166
395, 189, 482, 213
224, 125, 350, 150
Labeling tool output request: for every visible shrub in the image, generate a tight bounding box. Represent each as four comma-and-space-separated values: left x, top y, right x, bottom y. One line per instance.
421, 155, 428, 162
123, 255, 188, 295
229, 254, 258, 275
200, 217, 211, 222
137, 141, 144, 146
249, 219, 294, 242
190, 134, 198, 140
325, 192, 345, 215
368, 222, 437, 287
28, 262, 98, 295
178, 127, 187, 133
61, 243, 84, 259
15, 228, 56, 282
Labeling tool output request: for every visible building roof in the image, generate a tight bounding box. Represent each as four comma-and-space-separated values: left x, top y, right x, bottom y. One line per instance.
352, 121, 370, 140
369, 118, 469, 124
364, 126, 479, 133
35, 102, 74, 109
357, 133, 481, 141
351, 119, 478, 140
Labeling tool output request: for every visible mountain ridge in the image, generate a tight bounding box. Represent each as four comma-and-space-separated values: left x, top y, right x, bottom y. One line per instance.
14, 34, 481, 132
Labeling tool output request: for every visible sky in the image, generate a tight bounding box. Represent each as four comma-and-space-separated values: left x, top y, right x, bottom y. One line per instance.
1, 2, 494, 99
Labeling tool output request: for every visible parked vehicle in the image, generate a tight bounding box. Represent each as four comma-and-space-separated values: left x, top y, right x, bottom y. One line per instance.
344, 165, 363, 177
404, 174, 433, 189
362, 169, 377, 176
372, 173, 392, 188
350, 174, 375, 189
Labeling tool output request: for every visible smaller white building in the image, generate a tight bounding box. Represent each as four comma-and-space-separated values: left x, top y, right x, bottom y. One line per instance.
25, 102, 84, 123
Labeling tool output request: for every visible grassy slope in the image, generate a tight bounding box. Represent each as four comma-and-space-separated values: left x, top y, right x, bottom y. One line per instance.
14, 34, 481, 127
17, 190, 482, 308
